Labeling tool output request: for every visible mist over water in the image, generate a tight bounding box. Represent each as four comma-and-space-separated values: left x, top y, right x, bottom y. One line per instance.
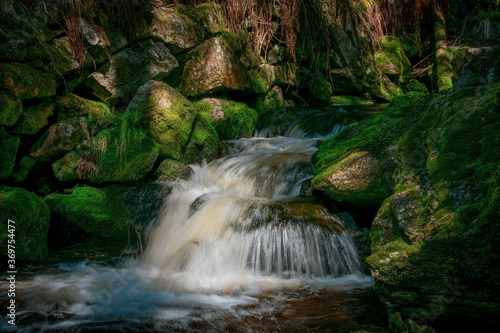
1, 110, 389, 332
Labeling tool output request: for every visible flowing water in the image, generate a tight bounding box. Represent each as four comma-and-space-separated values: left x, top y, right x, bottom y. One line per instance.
1, 107, 388, 332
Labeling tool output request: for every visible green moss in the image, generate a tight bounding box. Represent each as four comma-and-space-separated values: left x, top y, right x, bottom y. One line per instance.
195, 99, 258, 140
330, 95, 374, 105
375, 35, 412, 84
0, 186, 50, 260
56, 93, 111, 121
46, 187, 131, 240
182, 113, 220, 164
0, 126, 19, 182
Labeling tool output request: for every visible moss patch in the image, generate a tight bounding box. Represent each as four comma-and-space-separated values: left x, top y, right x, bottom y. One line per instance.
0, 186, 50, 261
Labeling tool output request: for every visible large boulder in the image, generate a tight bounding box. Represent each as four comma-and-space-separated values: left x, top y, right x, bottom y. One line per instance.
367, 82, 500, 330
127, 80, 197, 160
0, 63, 56, 100
151, 5, 204, 54
8, 98, 54, 134
178, 37, 251, 97
45, 187, 132, 242
0, 186, 50, 260
182, 114, 220, 164
84, 43, 178, 102
249, 64, 276, 95
30, 117, 90, 162
195, 97, 258, 140
0, 126, 19, 182
312, 95, 430, 210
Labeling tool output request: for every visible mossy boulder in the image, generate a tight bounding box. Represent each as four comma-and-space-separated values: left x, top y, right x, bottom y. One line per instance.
0, 63, 56, 100
45, 187, 132, 242
179, 37, 251, 97
254, 86, 285, 114
151, 5, 204, 55
0, 90, 22, 126
0, 126, 19, 182
195, 97, 258, 140
30, 117, 90, 162
362, 49, 403, 101
84, 43, 178, 102
374, 35, 412, 85
127, 80, 196, 160
55, 93, 110, 121
367, 82, 500, 329
274, 63, 299, 87
8, 98, 54, 134
312, 95, 431, 209
328, 23, 363, 76
330, 95, 374, 105
0, 186, 50, 260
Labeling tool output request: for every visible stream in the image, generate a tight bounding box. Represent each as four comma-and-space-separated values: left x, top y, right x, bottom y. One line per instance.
1, 106, 389, 332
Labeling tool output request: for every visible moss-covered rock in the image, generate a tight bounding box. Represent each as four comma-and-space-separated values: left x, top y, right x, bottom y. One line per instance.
195, 98, 258, 140
254, 86, 285, 114
127, 80, 196, 160
312, 95, 431, 209
8, 98, 54, 134
274, 62, 299, 87
84, 43, 178, 102
52, 124, 159, 183
367, 82, 500, 329
30, 117, 90, 162
328, 23, 363, 76
55, 93, 110, 121
155, 159, 192, 181
45, 187, 131, 241
178, 37, 251, 97
0, 126, 19, 182
0, 186, 50, 260
362, 49, 403, 101
151, 5, 204, 55
375, 35, 412, 85
182, 114, 220, 164
0, 63, 56, 100
0, 89, 22, 126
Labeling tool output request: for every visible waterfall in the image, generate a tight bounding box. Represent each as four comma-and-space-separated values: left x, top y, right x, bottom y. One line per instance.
143, 124, 361, 281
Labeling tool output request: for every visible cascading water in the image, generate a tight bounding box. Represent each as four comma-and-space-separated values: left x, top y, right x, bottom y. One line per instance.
143, 125, 361, 285
0, 107, 389, 332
